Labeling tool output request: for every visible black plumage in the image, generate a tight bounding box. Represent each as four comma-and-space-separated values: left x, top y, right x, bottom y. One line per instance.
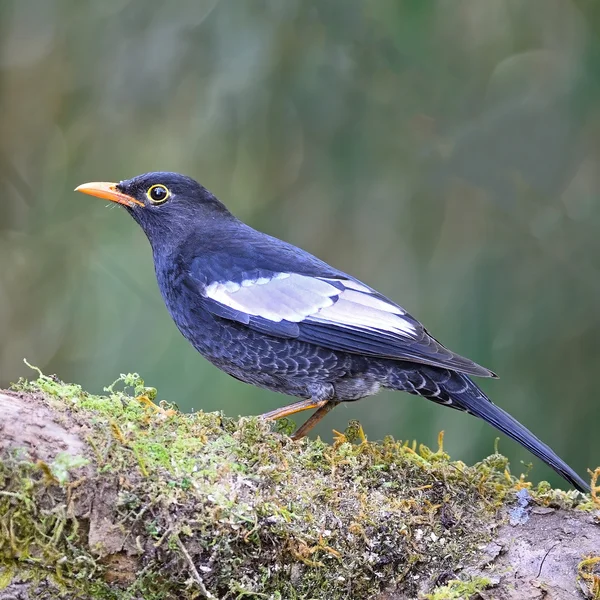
76, 172, 590, 492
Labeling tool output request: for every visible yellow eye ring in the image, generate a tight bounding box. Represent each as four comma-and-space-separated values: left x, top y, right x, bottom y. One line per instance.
147, 184, 170, 204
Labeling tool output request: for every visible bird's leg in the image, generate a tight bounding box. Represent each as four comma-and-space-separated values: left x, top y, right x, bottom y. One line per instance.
290, 401, 337, 440
261, 398, 330, 421
261, 397, 339, 440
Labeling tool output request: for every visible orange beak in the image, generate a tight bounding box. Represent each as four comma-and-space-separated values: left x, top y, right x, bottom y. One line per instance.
74, 182, 144, 207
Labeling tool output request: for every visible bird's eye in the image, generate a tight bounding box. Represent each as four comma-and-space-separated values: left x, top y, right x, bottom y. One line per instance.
147, 184, 170, 204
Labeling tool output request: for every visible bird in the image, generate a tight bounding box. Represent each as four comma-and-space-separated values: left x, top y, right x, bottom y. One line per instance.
76, 171, 590, 492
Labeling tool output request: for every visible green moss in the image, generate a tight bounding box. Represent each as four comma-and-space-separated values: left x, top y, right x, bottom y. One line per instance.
578, 555, 600, 600
1, 367, 589, 599
424, 575, 491, 600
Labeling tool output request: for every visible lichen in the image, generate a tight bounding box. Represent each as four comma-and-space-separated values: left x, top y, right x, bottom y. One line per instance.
0, 367, 590, 599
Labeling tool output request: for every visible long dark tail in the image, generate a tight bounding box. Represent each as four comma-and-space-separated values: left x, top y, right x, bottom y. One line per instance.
392, 366, 590, 492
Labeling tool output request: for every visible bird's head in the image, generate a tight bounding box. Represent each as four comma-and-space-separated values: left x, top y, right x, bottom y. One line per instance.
75, 171, 232, 248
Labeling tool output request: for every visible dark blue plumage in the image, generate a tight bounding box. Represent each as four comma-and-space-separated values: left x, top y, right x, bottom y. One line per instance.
76, 171, 590, 492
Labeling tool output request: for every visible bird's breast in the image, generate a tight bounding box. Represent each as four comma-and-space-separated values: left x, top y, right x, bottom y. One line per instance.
154, 261, 215, 353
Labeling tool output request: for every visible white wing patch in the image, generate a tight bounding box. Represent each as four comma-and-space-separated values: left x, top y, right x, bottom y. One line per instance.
338, 289, 405, 315
204, 273, 417, 337
205, 273, 338, 322
307, 297, 416, 336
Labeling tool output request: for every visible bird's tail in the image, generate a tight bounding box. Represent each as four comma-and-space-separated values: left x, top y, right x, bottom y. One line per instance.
392, 365, 590, 492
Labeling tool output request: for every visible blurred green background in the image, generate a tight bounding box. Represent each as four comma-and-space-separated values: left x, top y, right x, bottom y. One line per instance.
2, 0, 599, 489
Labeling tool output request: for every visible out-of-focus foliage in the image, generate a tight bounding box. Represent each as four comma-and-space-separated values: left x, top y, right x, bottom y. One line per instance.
2, 0, 599, 489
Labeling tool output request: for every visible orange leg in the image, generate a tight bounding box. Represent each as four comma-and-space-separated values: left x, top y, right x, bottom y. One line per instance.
291, 401, 337, 440
261, 399, 338, 440
261, 398, 329, 421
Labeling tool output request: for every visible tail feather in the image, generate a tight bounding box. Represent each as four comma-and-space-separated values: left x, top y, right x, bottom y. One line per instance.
448, 374, 589, 492
396, 366, 590, 492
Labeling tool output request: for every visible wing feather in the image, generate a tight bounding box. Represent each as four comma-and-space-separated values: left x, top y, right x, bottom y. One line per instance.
206, 273, 339, 322
337, 288, 405, 314
198, 271, 495, 378
308, 297, 416, 336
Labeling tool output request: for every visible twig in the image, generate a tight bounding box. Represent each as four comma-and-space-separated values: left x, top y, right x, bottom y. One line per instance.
174, 533, 215, 599
537, 541, 560, 578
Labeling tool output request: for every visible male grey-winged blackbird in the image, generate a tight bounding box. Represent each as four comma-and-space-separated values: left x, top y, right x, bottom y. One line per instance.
76, 172, 590, 492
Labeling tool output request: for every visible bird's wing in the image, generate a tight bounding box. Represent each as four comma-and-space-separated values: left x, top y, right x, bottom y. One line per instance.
193, 269, 494, 378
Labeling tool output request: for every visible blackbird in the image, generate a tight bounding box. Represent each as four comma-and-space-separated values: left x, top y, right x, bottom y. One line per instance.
76, 172, 589, 492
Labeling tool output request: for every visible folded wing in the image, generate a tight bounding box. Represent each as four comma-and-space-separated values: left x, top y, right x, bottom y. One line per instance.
197, 271, 495, 378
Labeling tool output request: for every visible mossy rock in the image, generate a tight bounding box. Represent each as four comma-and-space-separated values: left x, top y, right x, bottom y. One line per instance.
0, 368, 590, 599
